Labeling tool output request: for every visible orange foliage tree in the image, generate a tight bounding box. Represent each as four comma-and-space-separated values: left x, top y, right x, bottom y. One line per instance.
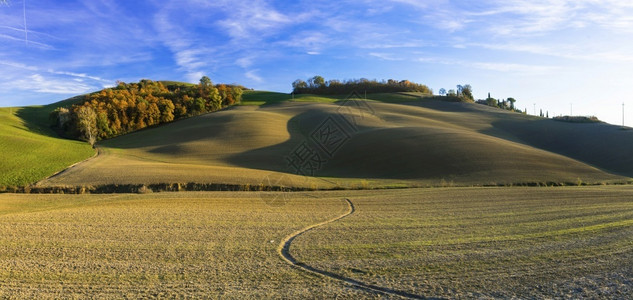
52, 77, 243, 142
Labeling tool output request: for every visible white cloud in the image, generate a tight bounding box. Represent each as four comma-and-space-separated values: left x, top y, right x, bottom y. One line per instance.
207, 0, 292, 40
0, 32, 53, 49
278, 31, 330, 51
236, 56, 254, 68
0, 60, 37, 71
12, 74, 94, 94
483, 0, 633, 35
153, 6, 210, 83
471, 62, 557, 73
417, 56, 557, 74
186, 71, 205, 83
361, 41, 429, 49
47, 69, 111, 83
472, 42, 633, 64
0, 60, 111, 83
391, 0, 633, 36
0, 60, 110, 95
245, 70, 263, 82
369, 52, 402, 61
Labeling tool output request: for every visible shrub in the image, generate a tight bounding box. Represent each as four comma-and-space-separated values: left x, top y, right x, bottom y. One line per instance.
553, 116, 601, 123
137, 185, 153, 194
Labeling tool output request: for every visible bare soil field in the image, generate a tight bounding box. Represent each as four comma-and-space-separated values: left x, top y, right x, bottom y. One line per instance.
1, 186, 632, 298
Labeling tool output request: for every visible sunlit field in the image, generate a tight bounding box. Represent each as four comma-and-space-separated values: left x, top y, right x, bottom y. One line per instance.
0, 106, 94, 187
1, 186, 632, 298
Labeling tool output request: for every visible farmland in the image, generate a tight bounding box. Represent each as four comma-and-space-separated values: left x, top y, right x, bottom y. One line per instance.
1, 186, 633, 298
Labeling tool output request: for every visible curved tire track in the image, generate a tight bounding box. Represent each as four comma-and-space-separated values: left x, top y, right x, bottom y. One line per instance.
278, 198, 428, 299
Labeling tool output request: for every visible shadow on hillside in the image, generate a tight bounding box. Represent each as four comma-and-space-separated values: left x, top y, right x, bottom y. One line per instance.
485, 118, 633, 177
225, 106, 384, 178
14, 106, 58, 138
401, 99, 523, 115
225, 103, 480, 180
14, 95, 86, 139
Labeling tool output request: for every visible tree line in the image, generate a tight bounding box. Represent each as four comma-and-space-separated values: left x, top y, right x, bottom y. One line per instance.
437, 84, 474, 102
292, 76, 432, 95
50, 77, 243, 145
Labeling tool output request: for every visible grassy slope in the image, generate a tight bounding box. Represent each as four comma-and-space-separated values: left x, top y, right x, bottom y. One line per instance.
38, 93, 631, 188
240, 90, 431, 106
0, 102, 94, 187
1, 187, 632, 297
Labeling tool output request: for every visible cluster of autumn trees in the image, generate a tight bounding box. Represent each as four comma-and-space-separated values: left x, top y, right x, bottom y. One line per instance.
50, 77, 243, 145
292, 76, 432, 95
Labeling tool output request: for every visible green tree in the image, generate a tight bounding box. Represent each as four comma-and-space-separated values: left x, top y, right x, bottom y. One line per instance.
232, 86, 243, 104
507, 97, 517, 109
206, 87, 222, 111
292, 79, 307, 91
461, 84, 474, 101
193, 97, 206, 113
199, 76, 212, 87
96, 111, 113, 138
308, 76, 325, 88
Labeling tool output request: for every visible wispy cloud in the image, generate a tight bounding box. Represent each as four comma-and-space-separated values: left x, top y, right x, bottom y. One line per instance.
277, 31, 331, 52
0, 60, 37, 71
417, 56, 557, 74
391, 0, 633, 36
0, 60, 111, 96
153, 5, 209, 82
369, 52, 403, 61
245, 70, 263, 83
472, 42, 633, 64
361, 41, 430, 49
1, 0, 632, 125
213, 1, 291, 40
47, 70, 111, 84
0, 60, 111, 83
9, 74, 94, 94
471, 62, 557, 73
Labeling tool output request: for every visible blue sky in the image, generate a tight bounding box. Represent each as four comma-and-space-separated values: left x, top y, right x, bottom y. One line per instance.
1, 0, 633, 126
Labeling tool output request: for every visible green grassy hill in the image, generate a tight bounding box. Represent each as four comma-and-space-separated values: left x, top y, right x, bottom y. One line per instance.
0, 99, 95, 187
36, 93, 632, 189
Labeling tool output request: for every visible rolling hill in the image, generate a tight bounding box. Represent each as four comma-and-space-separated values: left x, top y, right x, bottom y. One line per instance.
34, 92, 632, 189
0, 99, 95, 188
